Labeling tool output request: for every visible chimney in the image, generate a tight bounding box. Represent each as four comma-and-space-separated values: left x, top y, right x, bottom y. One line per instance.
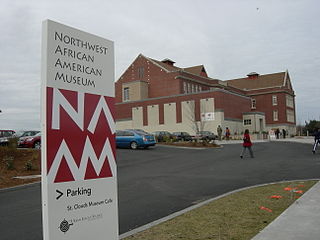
161, 58, 175, 66
247, 72, 259, 79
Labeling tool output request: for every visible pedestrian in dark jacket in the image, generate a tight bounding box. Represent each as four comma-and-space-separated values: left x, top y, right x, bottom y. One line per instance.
240, 129, 254, 158
312, 128, 320, 154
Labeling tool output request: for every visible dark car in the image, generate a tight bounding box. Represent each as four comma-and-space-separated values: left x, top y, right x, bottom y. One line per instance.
0, 130, 16, 146
116, 129, 156, 149
195, 131, 217, 141
17, 132, 41, 149
172, 131, 193, 141
152, 131, 173, 142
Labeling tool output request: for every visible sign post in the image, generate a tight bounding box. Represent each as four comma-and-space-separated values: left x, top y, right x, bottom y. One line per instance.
41, 20, 118, 240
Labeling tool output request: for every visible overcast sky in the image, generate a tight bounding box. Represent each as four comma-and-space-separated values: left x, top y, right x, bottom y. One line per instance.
1, 0, 319, 131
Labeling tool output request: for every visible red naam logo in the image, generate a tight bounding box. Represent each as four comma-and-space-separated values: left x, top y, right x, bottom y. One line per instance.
46, 87, 116, 183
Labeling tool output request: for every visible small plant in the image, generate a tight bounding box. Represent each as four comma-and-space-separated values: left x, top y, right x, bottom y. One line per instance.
4, 156, 14, 170
25, 160, 33, 171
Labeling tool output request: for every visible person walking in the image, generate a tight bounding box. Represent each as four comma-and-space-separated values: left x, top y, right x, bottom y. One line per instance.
240, 129, 254, 158
217, 125, 222, 141
275, 129, 280, 139
225, 127, 230, 140
282, 129, 286, 139
312, 128, 320, 154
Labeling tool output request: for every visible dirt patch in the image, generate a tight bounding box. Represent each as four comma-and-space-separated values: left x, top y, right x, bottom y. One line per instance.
0, 147, 41, 189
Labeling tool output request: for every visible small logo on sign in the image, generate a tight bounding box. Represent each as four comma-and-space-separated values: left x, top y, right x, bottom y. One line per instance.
59, 219, 73, 233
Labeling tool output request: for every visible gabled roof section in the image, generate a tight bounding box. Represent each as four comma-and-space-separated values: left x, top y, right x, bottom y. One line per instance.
226, 72, 287, 90
283, 70, 293, 91
147, 55, 210, 78
146, 56, 181, 72
183, 65, 208, 77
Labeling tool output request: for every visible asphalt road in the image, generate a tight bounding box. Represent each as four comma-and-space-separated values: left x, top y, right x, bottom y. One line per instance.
1, 141, 320, 239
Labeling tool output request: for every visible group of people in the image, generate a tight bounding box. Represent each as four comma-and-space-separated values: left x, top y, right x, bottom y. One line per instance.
216, 125, 230, 141
274, 128, 287, 139
218, 126, 320, 159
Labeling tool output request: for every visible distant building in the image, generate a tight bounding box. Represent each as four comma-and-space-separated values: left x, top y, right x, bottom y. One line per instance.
115, 54, 296, 137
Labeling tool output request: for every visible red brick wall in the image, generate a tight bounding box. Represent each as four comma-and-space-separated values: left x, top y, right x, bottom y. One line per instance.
115, 55, 182, 103
250, 91, 295, 125
214, 91, 251, 119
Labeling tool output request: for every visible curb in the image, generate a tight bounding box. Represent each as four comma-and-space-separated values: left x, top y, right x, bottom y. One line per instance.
120, 178, 320, 239
0, 181, 40, 193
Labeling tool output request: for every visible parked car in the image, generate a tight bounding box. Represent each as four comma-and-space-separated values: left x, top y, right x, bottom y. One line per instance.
172, 132, 193, 141
152, 131, 173, 142
0, 130, 16, 146
116, 129, 156, 149
195, 131, 217, 141
18, 132, 41, 149
14, 130, 40, 138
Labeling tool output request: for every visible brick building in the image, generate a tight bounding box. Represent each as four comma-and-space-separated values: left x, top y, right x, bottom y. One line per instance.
115, 54, 296, 137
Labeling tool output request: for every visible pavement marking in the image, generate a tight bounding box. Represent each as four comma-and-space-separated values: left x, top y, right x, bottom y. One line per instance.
120, 178, 320, 239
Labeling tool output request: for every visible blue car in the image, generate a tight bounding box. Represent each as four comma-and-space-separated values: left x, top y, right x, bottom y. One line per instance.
116, 129, 156, 149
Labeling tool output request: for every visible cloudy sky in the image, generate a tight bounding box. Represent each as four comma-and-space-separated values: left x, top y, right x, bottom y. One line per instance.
1, 0, 319, 130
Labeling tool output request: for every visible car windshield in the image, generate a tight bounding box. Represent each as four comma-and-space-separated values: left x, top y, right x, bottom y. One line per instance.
14, 131, 26, 137
200, 131, 211, 135
34, 132, 41, 137
132, 130, 150, 135
2, 131, 13, 137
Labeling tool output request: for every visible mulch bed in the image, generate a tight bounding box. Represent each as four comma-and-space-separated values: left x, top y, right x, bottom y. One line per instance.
0, 147, 41, 189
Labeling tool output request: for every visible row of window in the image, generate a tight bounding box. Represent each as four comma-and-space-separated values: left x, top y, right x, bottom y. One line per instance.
251, 94, 294, 109
244, 110, 294, 125
183, 82, 203, 94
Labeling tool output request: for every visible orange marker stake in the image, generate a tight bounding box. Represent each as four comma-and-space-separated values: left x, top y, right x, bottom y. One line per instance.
260, 206, 273, 212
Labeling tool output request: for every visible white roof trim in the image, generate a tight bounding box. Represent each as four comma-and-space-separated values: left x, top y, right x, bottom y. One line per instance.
145, 55, 171, 73
283, 69, 288, 87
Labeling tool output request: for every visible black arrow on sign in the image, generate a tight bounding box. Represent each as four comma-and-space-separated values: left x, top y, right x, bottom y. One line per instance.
56, 189, 63, 200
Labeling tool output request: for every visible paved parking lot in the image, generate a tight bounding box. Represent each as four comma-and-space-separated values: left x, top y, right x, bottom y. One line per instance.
1, 141, 320, 239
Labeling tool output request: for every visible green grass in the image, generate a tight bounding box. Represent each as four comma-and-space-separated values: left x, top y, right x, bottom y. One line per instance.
124, 180, 317, 240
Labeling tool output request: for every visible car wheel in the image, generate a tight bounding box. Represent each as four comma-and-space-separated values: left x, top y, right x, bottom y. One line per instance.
130, 141, 138, 150
34, 141, 41, 149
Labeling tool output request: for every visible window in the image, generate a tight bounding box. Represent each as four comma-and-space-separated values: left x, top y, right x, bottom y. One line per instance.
286, 95, 294, 108
123, 87, 129, 101
272, 95, 278, 106
138, 67, 144, 79
244, 119, 252, 125
187, 83, 191, 93
199, 86, 202, 92
195, 85, 198, 92
183, 82, 187, 93
286, 109, 295, 123
191, 84, 195, 93
273, 110, 278, 121
251, 99, 256, 109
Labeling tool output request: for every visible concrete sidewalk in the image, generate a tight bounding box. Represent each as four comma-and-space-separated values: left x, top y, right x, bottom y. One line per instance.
217, 136, 315, 145
252, 181, 320, 240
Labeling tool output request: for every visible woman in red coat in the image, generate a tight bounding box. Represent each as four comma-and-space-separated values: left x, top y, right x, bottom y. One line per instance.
240, 129, 254, 158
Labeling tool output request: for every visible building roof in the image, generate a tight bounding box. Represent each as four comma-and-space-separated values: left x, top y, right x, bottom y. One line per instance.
183, 65, 206, 76
147, 57, 181, 72
146, 55, 208, 77
226, 72, 287, 90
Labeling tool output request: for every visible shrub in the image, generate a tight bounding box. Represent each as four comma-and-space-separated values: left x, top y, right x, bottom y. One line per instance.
4, 156, 14, 170
25, 160, 33, 171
